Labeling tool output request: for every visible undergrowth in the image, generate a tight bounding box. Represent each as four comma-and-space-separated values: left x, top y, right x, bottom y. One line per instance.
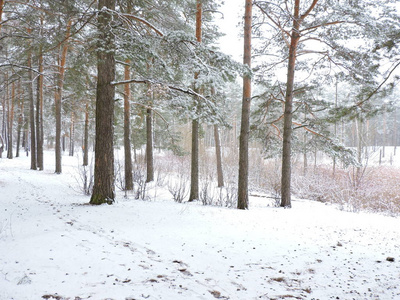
78, 147, 400, 215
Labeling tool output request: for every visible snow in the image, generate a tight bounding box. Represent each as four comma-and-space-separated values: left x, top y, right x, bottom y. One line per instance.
1, 152, 400, 300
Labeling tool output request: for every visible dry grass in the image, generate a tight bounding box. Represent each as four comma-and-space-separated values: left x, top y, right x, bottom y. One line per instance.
145, 147, 400, 215
292, 164, 400, 215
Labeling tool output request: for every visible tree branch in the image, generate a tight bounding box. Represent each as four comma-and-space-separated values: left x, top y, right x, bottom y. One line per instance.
119, 11, 164, 36
300, 0, 319, 21
355, 60, 400, 107
130, 102, 168, 125
0, 63, 42, 74
293, 121, 329, 139
112, 78, 212, 105
300, 20, 345, 33
271, 123, 282, 139
254, 3, 291, 39
6, 0, 61, 16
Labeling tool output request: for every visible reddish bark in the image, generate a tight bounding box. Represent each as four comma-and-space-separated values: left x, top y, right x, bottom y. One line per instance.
237, 0, 252, 210
188, 0, 203, 202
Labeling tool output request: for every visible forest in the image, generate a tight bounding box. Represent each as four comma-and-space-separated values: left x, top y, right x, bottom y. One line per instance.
1, 0, 400, 212
1, 1, 400, 299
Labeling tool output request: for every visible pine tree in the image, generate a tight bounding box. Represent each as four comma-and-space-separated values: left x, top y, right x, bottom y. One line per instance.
188, 0, 203, 202
90, 0, 116, 205
237, 0, 253, 210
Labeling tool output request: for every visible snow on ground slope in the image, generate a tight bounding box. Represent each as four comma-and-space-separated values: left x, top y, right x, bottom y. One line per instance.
1, 153, 400, 300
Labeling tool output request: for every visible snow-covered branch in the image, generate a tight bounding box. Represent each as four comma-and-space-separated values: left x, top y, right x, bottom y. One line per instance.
0, 63, 42, 74
112, 78, 204, 100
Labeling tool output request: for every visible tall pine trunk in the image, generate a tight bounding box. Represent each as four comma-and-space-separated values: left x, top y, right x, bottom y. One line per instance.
27, 30, 37, 170
332, 79, 338, 176
0, 0, 4, 35
4, 72, 8, 155
123, 62, 133, 190
7, 81, 15, 159
36, 44, 44, 170
356, 116, 363, 184
69, 111, 75, 156
54, 49, 62, 173
211, 87, 224, 187
394, 108, 397, 155
55, 19, 72, 174
280, 0, 318, 208
90, 0, 116, 205
145, 107, 154, 183
83, 102, 89, 166
1, 82, 5, 156
280, 0, 301, 208
214, 124, 224, 187
123, 3, 134, 190
188, 0, 202, 202
16, 81, 23, 158
237, 0, 252, 209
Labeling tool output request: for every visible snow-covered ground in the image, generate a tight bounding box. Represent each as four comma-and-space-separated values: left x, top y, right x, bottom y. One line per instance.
1, 152, 400, 300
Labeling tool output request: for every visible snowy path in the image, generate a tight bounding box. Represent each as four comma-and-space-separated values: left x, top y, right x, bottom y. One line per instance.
1, 154, 400, 299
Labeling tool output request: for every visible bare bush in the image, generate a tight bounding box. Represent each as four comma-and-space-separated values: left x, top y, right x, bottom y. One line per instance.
200, 178, 214, 205
74, 157, 94, 196
114, 158, 125, 191
168, 174, 189, 203
133, 163, 147, 200
218, 183, 238, 208
153, 157, 170, 188
199, 176, 238, 208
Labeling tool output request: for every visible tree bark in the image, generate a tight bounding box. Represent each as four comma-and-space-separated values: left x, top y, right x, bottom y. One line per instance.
90, 0, 116, 205
83, 102, 89, 166
188, 0, 202, 202
145, 107, 154, 183
393, 108, 397, 155
1, 80, 5, 156
189, 119, 199, 201
36, 44, 44, 170
7, 81, 15, 159
0, 0, 4, 33
383, 106, 387, 157
303, 109, 308, 176
4, 72, 8, 155
69, 111, 75, 156
333, 78, 338, 176
356, 116, 363, 183
214, 124, 224, 187
280, 0, 302, 208
27, 29, 37, 170
16, 81, 23, 158
62, 134, 65, 152
55, 19, 72, 174
54, 50, 62, 173
124, 62, 133, 190
237, 0, 252, 210
123, 3, 134, 190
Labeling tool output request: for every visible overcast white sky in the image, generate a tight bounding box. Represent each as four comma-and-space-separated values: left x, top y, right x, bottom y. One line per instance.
215, 0, 244, 62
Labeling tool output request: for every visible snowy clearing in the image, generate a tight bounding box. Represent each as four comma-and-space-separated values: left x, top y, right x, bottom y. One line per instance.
1, 153, 400, 300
